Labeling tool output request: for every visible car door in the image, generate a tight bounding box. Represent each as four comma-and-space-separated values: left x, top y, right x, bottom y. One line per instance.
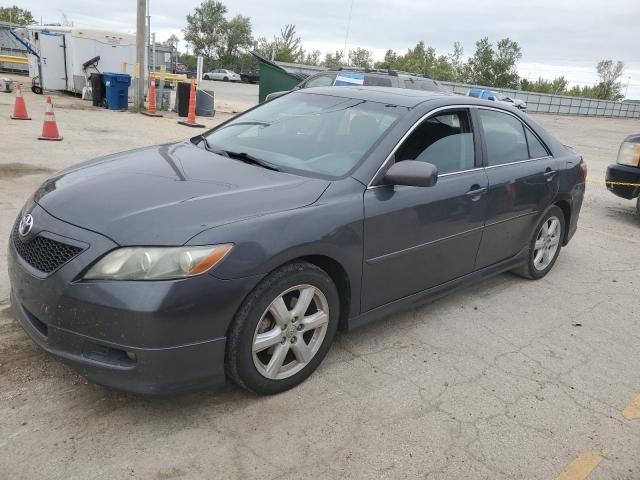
362, 107, 489, 311
474, 107, 561, 268
211, 69, 222, 81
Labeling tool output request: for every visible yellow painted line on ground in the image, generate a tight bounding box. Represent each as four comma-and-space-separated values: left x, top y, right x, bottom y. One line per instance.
587, 178, 640, 187
579, 225, 640, 244
623, 394, 640, 420
556, 452, 604, 480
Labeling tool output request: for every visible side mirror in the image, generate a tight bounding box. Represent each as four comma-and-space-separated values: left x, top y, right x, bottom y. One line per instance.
487, 96, 496, 101
383, 160, 438, 187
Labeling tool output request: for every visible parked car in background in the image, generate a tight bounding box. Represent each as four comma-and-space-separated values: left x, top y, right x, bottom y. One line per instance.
606, 134, 640, 214
265, 68, 448, 101
8, 87, 586, 396
500, 96, 528, 111
240, 71, 260, 84
174, 63, 197, 79
203, 69, 241, 82
468, 88, 527, 111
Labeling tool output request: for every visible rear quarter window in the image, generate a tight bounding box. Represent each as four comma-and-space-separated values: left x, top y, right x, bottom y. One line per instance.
525, 129, 550, 158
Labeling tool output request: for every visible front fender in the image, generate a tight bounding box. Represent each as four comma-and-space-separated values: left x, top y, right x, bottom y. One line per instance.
188, 179, 365, 317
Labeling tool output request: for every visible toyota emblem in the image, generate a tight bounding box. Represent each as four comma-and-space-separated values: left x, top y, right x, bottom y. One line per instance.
18, 213, 34, 237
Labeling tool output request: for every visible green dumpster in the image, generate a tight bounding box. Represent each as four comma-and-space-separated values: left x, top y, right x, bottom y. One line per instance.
251, 51, 306, 103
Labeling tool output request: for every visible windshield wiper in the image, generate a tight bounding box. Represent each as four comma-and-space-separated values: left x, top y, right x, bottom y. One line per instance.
194, 135, 233, 157
194, 135, 279, 171
223, 150, 280, 171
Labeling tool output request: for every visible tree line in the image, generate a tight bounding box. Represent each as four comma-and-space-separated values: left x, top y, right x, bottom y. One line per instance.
179, 0, 627, 101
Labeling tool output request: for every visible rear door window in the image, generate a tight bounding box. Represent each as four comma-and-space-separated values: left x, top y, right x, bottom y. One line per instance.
478, 109, 529, 166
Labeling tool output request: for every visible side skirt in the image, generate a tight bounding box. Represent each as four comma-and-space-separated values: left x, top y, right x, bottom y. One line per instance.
346, 250, 528, 332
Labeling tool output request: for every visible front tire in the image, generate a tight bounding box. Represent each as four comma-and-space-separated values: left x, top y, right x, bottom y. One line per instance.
226, 262, 339, 395
513, 206, 565, 280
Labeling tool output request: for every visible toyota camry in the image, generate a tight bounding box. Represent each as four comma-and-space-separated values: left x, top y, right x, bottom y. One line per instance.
8, 87, 586, 395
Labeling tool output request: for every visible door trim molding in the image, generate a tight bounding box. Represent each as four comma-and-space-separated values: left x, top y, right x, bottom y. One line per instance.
484, 210, 537, 228
365, 225, 484, 264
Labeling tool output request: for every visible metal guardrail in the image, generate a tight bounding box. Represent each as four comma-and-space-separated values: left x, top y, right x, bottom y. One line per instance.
439, 81, 640, 119
150, 71, 187, 83
0, 54, 27, 64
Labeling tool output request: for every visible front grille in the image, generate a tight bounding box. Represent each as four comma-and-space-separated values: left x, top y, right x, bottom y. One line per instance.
12, 221, 83, 274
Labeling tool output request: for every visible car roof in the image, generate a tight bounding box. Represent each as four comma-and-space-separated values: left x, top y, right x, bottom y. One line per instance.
298, 85, 524, 111
298, 86, 451, 107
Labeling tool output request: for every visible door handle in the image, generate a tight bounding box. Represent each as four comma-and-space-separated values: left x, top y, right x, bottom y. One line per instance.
544, 169, 557, 181
466, 186, 487, 198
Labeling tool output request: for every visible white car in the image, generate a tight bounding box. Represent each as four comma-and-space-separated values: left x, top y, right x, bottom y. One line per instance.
203, 69, 241, 82
499, 96, 528, 111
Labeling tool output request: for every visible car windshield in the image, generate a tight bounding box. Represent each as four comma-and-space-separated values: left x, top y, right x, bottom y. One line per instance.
403, 78, 442, 92
203, 92, 407, 178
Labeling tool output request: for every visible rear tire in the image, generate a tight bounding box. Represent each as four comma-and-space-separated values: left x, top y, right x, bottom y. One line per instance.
226, 262, 339, 395
636, 196, 640, 215
223, 76, 229, 82
203, 75, 210, 80
512, 205, 565, 280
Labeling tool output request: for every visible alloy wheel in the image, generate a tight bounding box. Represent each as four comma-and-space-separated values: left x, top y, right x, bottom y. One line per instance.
252, 284, 329, 380
533, 216, 561, 271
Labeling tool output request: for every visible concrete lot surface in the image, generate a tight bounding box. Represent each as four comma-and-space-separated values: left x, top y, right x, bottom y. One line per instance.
0, 84, 639, 480
198, 78, 258, 112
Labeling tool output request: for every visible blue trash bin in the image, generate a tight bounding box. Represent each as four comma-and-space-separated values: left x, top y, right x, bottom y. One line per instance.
102, 72, 131, 110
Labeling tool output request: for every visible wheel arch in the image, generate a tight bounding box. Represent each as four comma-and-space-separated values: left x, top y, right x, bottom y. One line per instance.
228, 253, 354, 335
553, 199, 571, 245
299, 255, 351, 332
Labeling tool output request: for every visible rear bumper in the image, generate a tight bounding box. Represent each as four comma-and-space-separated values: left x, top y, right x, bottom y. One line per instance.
606, 164, 640, 200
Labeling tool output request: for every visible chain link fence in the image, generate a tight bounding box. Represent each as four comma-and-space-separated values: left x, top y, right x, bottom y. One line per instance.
439, 81, 640, 119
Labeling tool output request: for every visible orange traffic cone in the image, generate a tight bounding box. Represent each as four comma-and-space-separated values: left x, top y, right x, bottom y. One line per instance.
38, 96, 63, 141
10, 83, 31, 120
141, 77, 162, 117
178, 79, 204, 128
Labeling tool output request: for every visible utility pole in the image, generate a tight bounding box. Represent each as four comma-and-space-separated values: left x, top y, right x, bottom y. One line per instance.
342, 0, 355, 66
146, 0, 150, 91
625, 76, 631, 99
135, 0, 146, 108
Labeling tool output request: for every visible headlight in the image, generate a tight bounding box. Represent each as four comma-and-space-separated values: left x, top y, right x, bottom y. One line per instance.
617, 141, 640, 167
84, 244, 233, 280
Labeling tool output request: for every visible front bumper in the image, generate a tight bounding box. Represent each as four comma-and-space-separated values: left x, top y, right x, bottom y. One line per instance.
606, 164, 640, 200
8, 205, 263, 395
10, 292, 227, 394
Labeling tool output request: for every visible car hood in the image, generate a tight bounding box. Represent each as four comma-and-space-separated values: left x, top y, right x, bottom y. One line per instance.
34, 141, 330, 245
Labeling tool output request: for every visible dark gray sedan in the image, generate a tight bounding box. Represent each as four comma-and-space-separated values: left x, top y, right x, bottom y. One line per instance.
8, 87, 586, 395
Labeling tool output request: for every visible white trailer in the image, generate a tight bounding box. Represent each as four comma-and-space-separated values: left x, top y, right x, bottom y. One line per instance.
14, 26, 136, 94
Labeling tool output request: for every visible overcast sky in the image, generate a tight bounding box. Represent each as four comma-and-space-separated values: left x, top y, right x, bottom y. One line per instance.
20, 0, 640, 97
